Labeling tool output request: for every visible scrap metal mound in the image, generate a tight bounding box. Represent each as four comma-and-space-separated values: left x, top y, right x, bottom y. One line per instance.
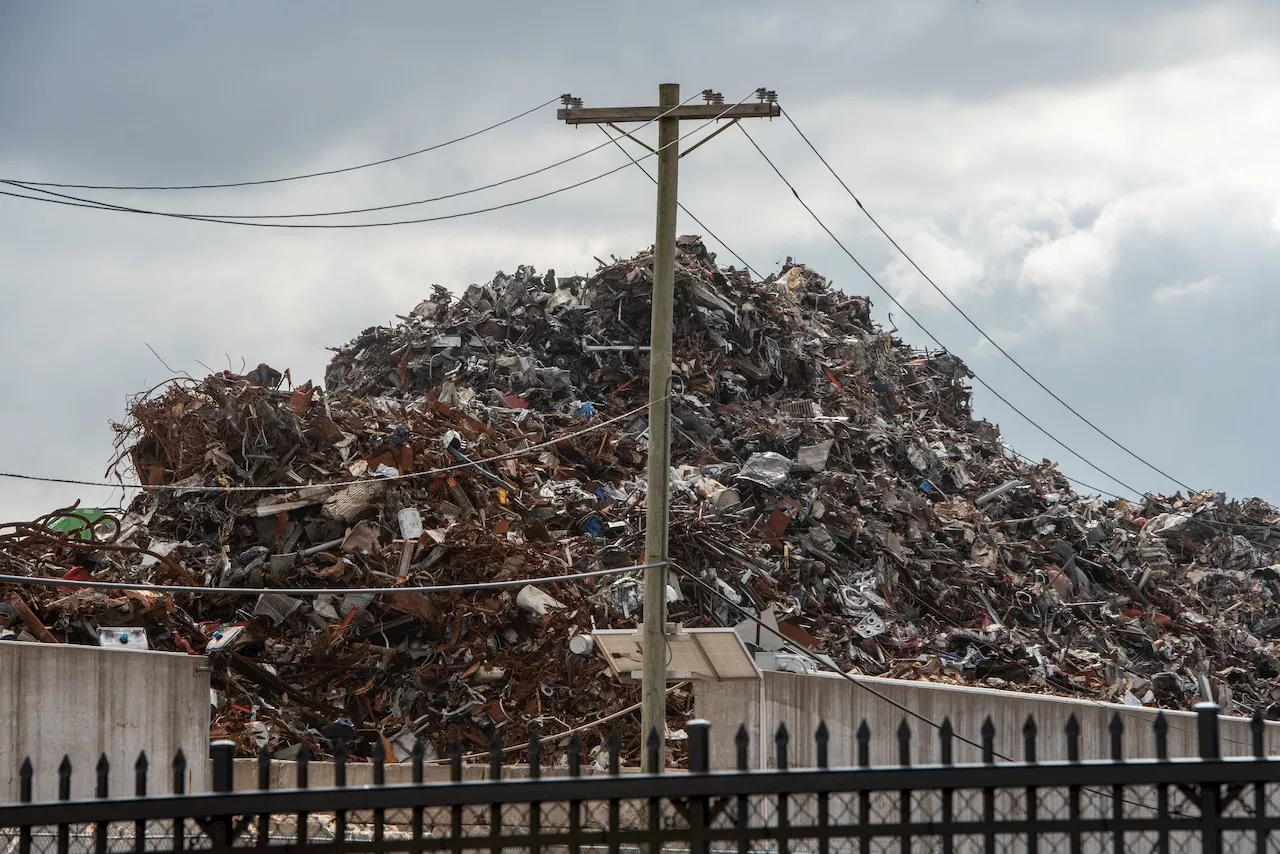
5, 236, 1280, 764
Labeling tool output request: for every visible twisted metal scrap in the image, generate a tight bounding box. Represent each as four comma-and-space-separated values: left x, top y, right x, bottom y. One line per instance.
0, 501, 192, 583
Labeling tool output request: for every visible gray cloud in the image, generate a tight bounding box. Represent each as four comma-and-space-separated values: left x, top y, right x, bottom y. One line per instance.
1, 0, 1277, 520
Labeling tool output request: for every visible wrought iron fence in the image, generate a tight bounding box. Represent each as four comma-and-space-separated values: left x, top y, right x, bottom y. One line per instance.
3, 702, 1280, 854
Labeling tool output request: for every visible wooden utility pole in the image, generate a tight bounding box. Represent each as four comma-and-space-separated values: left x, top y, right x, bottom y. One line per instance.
559, 85, 778, 771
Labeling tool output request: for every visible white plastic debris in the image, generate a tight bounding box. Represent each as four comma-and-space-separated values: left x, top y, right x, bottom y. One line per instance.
516, 585, 565, 616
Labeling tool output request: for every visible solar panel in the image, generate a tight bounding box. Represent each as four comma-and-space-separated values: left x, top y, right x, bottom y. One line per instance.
592, 627, 760, 682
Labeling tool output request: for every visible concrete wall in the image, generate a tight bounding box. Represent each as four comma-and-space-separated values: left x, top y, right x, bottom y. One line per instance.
696, 671, 1278, 770
0, 643, 210, 802
226, 759, 653, 790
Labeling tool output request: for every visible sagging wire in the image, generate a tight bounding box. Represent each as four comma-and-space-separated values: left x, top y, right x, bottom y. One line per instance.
0, 94, 704, 220
0, 562, 665, 597
3, 96, 562, 191
0, 395, 670, 493
418, 682, 690, 766
736, 119, 1145, 502
598, 125, 765, 281
668, 561, 1200, 815
778, 105, 1198, 497
0, 91, 761, 229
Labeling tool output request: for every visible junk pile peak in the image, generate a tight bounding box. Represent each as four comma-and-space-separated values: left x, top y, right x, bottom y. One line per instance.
5, 236, 1280, 767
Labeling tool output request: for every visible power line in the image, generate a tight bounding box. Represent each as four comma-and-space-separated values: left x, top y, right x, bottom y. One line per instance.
0, 561, 660, 597
598, 126, 764, 281
420, 682, 690, 765
1007, 448, 1125, 500
0, 93, 756, 230
779, 107, 1197, 496
669, 563, 1219, 802
737, 121, 1144, 501
3, 96, 560, 191
0, 397, 665, 493
0, 94, 705, 221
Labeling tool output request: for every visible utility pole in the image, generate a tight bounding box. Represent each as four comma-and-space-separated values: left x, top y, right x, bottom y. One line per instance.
559, 86, 778, 771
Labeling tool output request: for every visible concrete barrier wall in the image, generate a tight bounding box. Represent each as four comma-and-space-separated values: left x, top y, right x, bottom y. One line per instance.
0, 643, 210, 802
696, 670, 1278, 770
225, 759, 648, 790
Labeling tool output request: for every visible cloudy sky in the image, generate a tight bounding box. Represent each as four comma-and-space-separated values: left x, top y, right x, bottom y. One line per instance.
1, 0, 1278, 521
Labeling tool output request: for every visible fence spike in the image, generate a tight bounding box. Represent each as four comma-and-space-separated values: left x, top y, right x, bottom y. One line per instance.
296, 743, 309, 789
815, 721, 830, 770
940, 717, 954, 766
94, 753, 109, 799
412, 739, 425, 784
607, 729, 621, 776
1253, 710, 1266, 759
257, 744, 270, 791
897, 720, 912, 767
1153, 712, 1169, 761
58, 755, 73, 801
981, 717, 996, 765
134, 751, 148, 797
372, 737, 386, 786
775, 723, 790, 771
1109, 712, 1124, 761
646, 727, 662, 773
856, 720, 871, 768
172, 749, 187, 795
450, 737, 463, 783
489, 730, 503, 780
568, 732, 582, 777
1065, 714, 1080, 764
1023, 716, 1037, 764
19, 758, 33, 803
527, 726, 542, 780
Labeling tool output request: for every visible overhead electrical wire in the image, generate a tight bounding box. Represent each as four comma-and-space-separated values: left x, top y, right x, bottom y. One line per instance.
0, 562, 662, 597
670, 563, 1218, 803
0, 94, 703, 220
2, 96, 561, 191
737, 121, 1144, 501
1009, 449, 1124, 500
0, 91, 756, 229
778, 107, 1198, 496
0, 396, 666, 493
598, 126, 765, 281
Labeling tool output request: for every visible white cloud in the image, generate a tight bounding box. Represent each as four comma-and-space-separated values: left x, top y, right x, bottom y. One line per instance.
880, 224, 986, 305
1151, 276, 1219, 303
1015, 228, 1112, 320
3, 1, 1280, 518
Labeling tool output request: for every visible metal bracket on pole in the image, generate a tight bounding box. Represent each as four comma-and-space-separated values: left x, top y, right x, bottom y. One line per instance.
606, 123, 655, 154
681, 119, 740, 159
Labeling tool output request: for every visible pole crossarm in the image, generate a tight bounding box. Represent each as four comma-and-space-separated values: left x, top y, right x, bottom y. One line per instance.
557, 103, 779, 124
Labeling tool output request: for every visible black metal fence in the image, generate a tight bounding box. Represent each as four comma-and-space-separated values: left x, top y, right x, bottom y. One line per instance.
4, 703, 1280, 854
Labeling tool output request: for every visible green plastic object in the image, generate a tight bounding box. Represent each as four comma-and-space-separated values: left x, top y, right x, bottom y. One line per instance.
47, 508, 108, 541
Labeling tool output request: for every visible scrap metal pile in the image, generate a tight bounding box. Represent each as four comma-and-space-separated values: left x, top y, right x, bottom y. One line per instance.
5, 236, 1280, 763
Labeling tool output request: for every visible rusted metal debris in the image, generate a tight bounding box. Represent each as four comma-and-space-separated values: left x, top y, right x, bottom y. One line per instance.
3, 237, 1280, 767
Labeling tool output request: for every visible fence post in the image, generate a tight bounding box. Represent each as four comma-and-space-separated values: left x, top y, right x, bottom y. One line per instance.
687, 720, 711, 854
1196, 703, 1222, 854
211, 741, 235, 793
209, 740, 236, 852
687, 719, 711, 774
19, 758, 32, 854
